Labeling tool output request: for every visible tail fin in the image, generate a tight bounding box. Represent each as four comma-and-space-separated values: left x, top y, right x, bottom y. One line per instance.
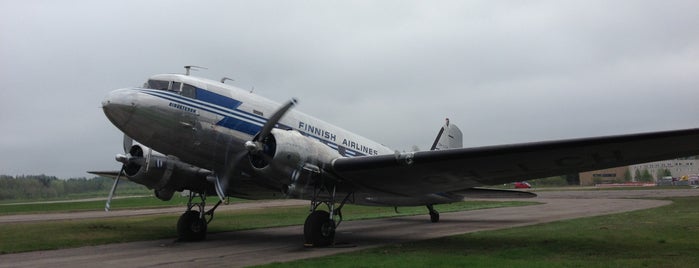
430, 118, 463, 150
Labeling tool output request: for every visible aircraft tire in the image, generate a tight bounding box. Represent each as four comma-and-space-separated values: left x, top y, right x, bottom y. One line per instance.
303, 210, 335, 247
177, 210, 207, 241
430, 211, 440, 223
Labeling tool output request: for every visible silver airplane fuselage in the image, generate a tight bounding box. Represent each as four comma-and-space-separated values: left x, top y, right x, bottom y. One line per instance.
101, 73, 451, 203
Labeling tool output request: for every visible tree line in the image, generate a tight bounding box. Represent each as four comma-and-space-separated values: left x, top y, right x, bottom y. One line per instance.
0, 175, 150, 201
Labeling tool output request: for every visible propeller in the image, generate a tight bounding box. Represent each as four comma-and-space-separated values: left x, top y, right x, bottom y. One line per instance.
213, 98, 298, 202
105, 135, 134, 212
245, 98, 297, 156
105, 167, 122, 212
213, 150, 247, 201
123, 135, 133, 153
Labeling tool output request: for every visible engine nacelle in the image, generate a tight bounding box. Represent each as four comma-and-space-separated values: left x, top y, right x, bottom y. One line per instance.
120, 144, 211, 200
249, 129, 342, 195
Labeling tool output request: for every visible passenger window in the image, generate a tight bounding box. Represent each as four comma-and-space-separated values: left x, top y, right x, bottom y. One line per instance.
181, 84, 197, 98
171, 82, 182, 93
146, 80, 170, 90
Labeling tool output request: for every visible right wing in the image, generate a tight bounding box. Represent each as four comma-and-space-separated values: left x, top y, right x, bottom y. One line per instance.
331, 128, 699, 196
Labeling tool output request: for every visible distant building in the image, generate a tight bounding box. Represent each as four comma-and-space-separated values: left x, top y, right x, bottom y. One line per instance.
579, 166, 629, 186
579, 158, 699, 186
630, 158, 699, 180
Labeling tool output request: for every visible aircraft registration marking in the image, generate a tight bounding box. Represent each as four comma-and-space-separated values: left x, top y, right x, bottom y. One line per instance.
169, 102, 197, 114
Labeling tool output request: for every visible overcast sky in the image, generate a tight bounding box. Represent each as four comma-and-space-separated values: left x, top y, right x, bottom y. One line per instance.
1, 0, 698, 178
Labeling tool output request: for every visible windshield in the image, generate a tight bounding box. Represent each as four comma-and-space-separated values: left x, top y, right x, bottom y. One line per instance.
145, 80, 170, 90
144, 79, 197, 99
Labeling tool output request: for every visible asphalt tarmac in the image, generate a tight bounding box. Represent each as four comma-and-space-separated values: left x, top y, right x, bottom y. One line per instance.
1, 189, 697, 267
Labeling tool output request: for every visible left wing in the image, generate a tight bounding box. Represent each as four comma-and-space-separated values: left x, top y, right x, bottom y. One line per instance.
331, 128, 699, 196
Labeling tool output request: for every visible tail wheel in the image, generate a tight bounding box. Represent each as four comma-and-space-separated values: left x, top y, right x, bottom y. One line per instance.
304, 210, 335, 247
177, 210, 207, 241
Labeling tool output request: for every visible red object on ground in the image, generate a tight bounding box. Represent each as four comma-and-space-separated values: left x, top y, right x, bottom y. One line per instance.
514, 182, 532, 188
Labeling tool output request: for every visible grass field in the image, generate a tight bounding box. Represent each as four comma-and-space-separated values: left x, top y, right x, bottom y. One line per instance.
0, 195, 255, 215
258, 196, 699, 267
0, 196, 182, 215
0, 199, 535, 254
5, 189, 697, 266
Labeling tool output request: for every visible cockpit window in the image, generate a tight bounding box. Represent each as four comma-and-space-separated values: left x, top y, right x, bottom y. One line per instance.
146, 80, 170, 90
181, 84, 197, 98
145, 79, 196, 98
171, 82, 182, 92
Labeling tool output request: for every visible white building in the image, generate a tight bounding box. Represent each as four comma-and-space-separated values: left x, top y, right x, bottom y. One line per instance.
629, 158, 699, 181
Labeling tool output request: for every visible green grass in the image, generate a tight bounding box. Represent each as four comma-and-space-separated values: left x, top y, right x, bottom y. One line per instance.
0, 200, 534, 254
259, 196, 699, 268
0, 196, 186, 215
0, 188, 154, 205
0, 196, 255, 215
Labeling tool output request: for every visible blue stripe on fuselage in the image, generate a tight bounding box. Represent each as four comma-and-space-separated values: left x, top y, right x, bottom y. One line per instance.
139, 88, 370, 157
215, 117, 261, 135
141, 90, 263, 135
196, 88, 242, 109
142, 89, 266, 125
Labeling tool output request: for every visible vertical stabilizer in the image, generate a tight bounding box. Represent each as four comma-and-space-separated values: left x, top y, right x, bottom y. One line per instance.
430, 118, 463, 150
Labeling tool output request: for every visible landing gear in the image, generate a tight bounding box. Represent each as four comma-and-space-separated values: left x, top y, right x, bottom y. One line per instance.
177, 191, 221, 242
304, 210, 336, 247
303, 185, 352, 247
177, 210, 207, 241
427, 204, 440, 223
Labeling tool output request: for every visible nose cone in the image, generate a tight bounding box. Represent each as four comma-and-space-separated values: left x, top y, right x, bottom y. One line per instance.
102, 88, 138, 129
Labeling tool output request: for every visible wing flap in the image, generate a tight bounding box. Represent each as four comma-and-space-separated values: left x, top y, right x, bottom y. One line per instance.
332, 128, 699, 195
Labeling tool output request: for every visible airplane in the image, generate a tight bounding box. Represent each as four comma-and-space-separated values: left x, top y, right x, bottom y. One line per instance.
92, 66, 699, 247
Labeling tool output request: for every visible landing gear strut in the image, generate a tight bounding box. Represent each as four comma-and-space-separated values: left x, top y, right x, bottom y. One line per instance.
303, 185, 352, 247
427, 204, 440, 223
177, 191, 221, 241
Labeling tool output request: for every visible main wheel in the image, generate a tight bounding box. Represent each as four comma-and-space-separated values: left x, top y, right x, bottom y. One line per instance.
177, 210, 207, 241
430, 211, 440, 223
303, 210, 335, 247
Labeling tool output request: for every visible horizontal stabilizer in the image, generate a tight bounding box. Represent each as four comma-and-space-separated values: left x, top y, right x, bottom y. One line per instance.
455, 187, 537, 199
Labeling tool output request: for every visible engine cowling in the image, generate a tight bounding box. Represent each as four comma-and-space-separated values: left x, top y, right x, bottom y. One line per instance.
120, 144, 211, 200
249, 129, 342, 195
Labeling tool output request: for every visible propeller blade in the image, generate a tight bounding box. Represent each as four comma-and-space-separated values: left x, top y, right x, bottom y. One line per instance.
105, 167, 123, 212
256, 98, 297, 142
214, 175, 226, 202
123, 135, 133, 153
213, 151, 248, 202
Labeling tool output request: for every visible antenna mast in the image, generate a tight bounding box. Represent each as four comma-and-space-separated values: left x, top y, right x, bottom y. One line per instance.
184, 65, 207, 76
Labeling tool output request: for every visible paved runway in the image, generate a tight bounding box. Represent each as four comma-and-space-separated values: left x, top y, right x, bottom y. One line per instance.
1, 189, 696, 267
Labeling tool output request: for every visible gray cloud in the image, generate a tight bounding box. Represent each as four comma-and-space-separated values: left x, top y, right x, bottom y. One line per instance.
1, 0, 698, 178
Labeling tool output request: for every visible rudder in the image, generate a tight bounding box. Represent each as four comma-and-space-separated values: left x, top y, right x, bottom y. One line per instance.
430, 118, 463, 150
